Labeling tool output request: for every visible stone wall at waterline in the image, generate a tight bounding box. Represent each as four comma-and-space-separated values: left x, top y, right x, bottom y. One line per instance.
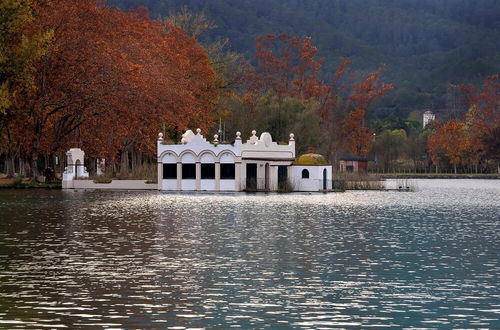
63, 180, 157, 190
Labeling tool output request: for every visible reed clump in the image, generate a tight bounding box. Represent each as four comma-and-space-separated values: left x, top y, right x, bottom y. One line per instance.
333, 172, 385, 190
91, 163, 157, 183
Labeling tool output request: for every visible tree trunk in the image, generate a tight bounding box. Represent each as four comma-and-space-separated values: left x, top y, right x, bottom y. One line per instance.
31, 157, 41, 181
120, 150, 129, 177
454, 164, 457, 174
4, 153, 15, 177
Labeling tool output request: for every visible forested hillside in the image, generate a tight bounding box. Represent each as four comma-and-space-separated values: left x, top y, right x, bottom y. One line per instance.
1, 0, 498, 179
108, 0, 500, 119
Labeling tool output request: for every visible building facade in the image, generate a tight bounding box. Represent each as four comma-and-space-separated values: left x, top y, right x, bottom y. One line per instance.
339, 156, 369, 172
157, 129, 332, 192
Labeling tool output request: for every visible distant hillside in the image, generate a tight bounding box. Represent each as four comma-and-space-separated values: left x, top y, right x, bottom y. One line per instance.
107, 0, 500, 119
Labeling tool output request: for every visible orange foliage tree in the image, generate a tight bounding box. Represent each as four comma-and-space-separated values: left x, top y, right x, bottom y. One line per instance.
248, 34, 327, 101
246, 34, 392, 159
6, 0, 216, 177
429, 75, 499, 173
428, 120, 469, 173
322, 62, 393, 158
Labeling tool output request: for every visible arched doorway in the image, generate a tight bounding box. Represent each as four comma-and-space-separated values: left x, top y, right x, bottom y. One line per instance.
323, 168, 327, 190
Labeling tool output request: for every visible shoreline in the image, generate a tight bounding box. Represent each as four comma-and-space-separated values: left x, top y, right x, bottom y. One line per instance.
0, 183, 62, 189
379, 173, 499, 179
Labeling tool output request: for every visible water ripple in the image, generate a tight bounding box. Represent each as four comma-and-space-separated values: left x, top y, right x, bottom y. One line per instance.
0, 179, 499, 328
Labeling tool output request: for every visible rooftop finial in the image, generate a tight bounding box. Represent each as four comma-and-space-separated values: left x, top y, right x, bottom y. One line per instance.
236, 131, 241, 140
158, 132, 164, 141
249, 130, 258, 144
214, 134, 219, 144
196, 128, 201, 134
289, 133, 295, 141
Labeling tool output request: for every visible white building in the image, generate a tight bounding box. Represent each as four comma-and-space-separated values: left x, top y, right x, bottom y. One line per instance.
157, 129, 332, 192
62, 148, 89, 188
423, 110, 435, 128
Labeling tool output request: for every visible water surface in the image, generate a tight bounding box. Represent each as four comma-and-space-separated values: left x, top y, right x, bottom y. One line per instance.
0, 179, 499, 328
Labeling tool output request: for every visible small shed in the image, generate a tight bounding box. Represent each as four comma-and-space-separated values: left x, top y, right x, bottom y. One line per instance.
339, 156, 369, 172
291, 153, 332, 191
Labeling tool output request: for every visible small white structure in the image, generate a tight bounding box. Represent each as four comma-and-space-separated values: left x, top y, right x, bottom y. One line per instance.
423, 110, 435, 128
62, 148, 89, 188
291, 154, 332, 191
158, 129, 332, 192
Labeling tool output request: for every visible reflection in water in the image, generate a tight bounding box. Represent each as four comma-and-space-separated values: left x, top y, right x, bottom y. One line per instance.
0, 179, 499, 328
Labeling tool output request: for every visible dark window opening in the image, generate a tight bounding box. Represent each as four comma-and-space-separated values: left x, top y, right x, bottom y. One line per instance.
182, 163, 196, 179
221, 164, 235, 179
278, 166, 288, 190
201, 163, 215, 179
163, 164, 177, 179
246, 163, 257, 191
302, 169, 310, 179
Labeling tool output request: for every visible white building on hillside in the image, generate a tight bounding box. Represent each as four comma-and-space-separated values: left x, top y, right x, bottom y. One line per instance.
157, 129, 332, 192
423, 110, 435, 128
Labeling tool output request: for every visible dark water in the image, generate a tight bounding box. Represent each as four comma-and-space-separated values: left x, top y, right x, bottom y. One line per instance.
0, 179, 499, 328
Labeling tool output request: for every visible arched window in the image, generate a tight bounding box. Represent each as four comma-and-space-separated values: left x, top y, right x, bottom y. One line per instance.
302, 169, 309, 179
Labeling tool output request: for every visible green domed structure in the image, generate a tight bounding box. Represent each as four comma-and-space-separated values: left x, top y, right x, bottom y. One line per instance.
293, 153, 329, 165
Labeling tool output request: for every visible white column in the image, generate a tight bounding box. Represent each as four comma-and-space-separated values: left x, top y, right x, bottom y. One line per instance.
157, 162, 163, 190
215, 162, 220, 191
176, 162, 182, 190
235, 161, 241, 191
196, 162, 201, 191
257, 162, 265, 191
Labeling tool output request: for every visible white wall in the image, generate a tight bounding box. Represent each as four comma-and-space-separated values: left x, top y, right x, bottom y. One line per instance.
162, 179, 177, 190
220, 179, 236, 191
291, 165, 332, 191
66, 180, 157, 190
200, 180, 216, 191
181, 179, 196, 191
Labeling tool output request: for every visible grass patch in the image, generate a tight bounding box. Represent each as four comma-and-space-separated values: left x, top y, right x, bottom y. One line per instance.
0, 182, 61, 189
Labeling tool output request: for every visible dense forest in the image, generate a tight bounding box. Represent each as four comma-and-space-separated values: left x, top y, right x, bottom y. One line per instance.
1, 0, 498, 181
108, 0, 500, 119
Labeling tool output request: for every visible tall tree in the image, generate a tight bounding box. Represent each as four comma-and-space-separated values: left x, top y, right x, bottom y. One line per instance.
5, 0, 216, 178
428, 120, 469, 173
0, 0, 52, 176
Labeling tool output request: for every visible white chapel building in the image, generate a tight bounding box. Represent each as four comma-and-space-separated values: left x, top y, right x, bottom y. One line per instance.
157, 129, 332, 192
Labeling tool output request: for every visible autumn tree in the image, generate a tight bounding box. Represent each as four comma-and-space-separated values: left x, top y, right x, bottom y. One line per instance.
241, 35, 328, 142
482, 126, 500, 173
5, 0, 216, 179
321, 61, 393, 159
249, 34, 327, 101
428, 120, 469, 173
242, 34, 391, 158
462, 74, 500, 127
162, 7, 248, 142
0, 0, 52, 176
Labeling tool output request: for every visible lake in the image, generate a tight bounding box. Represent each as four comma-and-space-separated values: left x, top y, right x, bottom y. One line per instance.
0, 179, 499, 328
